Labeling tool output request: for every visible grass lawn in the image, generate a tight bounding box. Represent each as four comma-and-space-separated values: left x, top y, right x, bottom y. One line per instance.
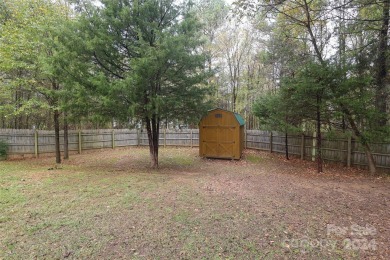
0, 147, 389, 259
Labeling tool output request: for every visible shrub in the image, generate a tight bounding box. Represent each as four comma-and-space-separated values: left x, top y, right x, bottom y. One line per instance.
0, 139, 8, 158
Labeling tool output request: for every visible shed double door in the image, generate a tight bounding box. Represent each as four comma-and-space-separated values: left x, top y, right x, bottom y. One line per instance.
202, 125, 236, 158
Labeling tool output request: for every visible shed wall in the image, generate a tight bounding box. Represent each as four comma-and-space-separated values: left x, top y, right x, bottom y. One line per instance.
199, 109, 243, 159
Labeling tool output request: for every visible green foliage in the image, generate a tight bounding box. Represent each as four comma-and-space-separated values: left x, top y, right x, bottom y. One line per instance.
0, 140, 8, 158
253, 92, 300, 133
70, 0, 213, 125
254, 59, 389, 145
0, 0, 75, 126
252, 62, 334, 134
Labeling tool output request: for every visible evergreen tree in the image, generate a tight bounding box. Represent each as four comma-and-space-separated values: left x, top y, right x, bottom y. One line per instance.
70, 0, 212, 168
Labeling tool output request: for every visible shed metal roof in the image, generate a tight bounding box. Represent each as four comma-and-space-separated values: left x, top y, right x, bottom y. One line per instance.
234, 113, 245, 126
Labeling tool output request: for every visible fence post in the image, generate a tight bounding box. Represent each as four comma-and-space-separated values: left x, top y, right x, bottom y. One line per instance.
34, 130, 39, 158
347, 136, 352, 168
137, 129, 140, 146
112, 130, 115, 149
244, 129, 247, 149
269, 132, 273, 153
164, 129, 167, 148
190, 129, 193, 148
312, 132, 316, 161
78, 130, 82, 154
300, 134, 305, 160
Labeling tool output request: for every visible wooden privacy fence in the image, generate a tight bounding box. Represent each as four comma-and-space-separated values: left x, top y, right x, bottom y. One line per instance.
246, 130, 390, 170
1, 129, 389, 170
0, 129, 199, 158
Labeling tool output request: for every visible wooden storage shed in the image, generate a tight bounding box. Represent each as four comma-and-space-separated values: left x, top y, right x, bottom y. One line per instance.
199, 108, 245, 159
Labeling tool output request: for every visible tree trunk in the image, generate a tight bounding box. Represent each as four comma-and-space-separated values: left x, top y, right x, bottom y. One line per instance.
54, 109, 61, 164
14, 90, 19, 129
375, 0, 389, 126
232, 83, 236, 112
303, 0, 324, 64
63, 112, 69, 160
316, 94, 323, 173
364, 144, 377, 174
343, 108, 376, 174
145, 115, 159, 168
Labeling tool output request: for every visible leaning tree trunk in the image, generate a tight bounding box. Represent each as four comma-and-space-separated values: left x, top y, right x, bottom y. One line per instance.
340, 107, 376, 173
364, 145, 377, 174
54, 109, 61, 164
145, 115, 160, 168
344, 111, 377, 174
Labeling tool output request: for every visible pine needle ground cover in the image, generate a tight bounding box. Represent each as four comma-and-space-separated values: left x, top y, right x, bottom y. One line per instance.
1, 147, 389, 259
